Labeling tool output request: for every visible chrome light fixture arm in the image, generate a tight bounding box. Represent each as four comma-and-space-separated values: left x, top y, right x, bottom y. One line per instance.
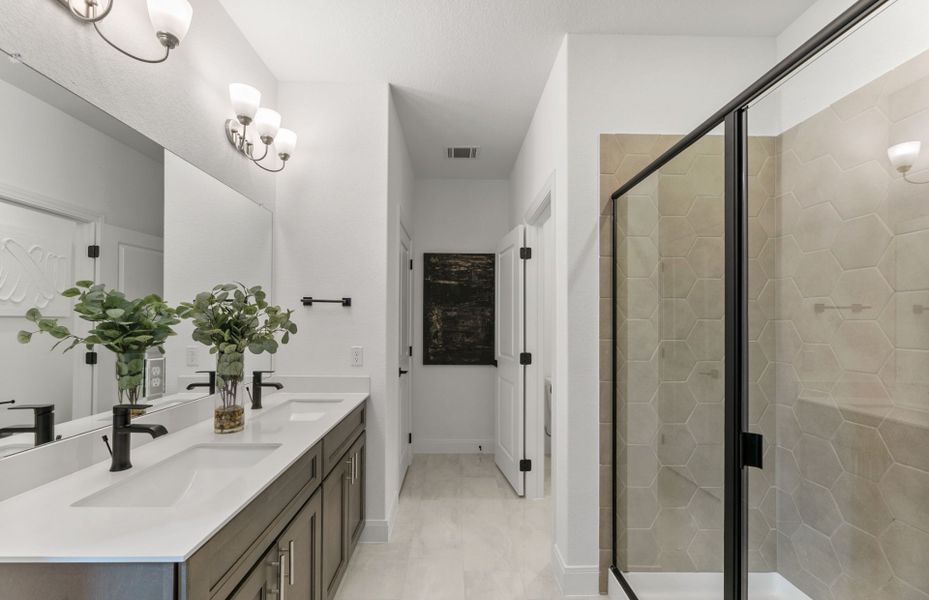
56, 0, 190, 65
224, 88, 295, 174
92, 22, 171, 64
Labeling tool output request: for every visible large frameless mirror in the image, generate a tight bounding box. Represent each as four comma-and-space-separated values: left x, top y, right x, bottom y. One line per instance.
0, 49, 272, 459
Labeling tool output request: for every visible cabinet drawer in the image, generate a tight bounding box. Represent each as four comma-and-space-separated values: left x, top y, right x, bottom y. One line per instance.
321, 403, 365, 477
183, 443, 321, 599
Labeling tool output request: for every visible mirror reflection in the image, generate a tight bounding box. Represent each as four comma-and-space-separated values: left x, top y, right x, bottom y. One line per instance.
0, 52, 272, 458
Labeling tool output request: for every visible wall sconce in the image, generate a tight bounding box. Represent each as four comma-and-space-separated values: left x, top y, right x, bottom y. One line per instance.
57, 0, 192, 64
225, 83, 297, 173
888, 141, 929, 184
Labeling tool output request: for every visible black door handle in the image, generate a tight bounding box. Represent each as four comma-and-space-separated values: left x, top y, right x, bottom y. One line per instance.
399, 368, 409, 376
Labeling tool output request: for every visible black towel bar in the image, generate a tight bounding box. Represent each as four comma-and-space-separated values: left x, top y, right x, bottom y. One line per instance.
301, 297, 351, 307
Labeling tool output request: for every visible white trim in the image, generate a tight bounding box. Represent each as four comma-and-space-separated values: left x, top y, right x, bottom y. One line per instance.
0, 180, 104, 224
552, 543, 600, 597
523, 180, 553, 501
413, 438, 494, 454
358, 519, 389, 543
523, 171, 556, 225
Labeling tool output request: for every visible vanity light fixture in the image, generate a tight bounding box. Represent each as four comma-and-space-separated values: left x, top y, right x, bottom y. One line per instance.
57, 0, 192, 64
888, 141, 929, 184
225, 83, 297, 173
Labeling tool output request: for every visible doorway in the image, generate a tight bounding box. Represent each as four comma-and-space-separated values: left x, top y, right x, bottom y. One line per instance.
399, 224, 413, 485
494, 185, 554, 501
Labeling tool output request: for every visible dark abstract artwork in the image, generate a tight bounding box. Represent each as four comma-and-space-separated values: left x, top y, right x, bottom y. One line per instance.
422, 253, 495, 365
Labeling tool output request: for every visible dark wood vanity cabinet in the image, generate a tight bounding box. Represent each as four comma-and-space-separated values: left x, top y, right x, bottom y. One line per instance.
225, 404, 365, 600
322, 432, 366, 600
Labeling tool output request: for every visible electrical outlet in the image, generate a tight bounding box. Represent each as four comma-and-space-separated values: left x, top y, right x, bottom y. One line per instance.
351, 346, 364, 367
186, 347, 199, 367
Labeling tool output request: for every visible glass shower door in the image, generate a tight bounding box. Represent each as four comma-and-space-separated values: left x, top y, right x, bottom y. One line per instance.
613, 131, 727, 597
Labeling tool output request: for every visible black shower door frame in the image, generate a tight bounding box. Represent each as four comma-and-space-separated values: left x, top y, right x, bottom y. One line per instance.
609, 1, 896, 598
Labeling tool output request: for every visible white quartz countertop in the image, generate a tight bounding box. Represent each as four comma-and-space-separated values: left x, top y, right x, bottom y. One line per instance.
0, 390, 367, 563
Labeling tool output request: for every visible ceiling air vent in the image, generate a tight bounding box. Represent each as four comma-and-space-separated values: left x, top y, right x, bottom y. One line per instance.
446, 146, 480, 159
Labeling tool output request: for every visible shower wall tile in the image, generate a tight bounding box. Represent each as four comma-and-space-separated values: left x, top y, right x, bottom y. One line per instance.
769, 48, 929, 600
603, 132, 777, 578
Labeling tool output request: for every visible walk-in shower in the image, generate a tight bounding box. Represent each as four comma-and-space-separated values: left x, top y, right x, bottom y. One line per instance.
608, 1, 929, 598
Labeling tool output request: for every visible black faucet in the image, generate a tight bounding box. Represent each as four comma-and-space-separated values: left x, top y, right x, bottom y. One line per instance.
250, 370, 283, 409
186, 370, 216, 394
0, 401, 55, 447
109, 404, 167, 472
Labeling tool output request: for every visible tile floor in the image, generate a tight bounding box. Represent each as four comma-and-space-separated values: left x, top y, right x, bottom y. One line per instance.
334, 453, 600, 600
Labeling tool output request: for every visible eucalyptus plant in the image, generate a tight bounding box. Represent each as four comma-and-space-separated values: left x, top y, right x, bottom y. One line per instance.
18, 281, 180, 404
176, 283, 297, 411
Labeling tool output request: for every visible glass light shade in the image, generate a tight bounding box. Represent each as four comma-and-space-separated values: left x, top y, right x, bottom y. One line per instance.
254, 108, 282, 144
147, 0, 193, 43
888, 141, 921, 173
275, 128, 297, 159
229, 83, 261, 124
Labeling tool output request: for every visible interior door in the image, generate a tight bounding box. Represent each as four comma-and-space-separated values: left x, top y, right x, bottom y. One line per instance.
95, 223, 164, 412
0, 199, 94, 426
399, 228, 413, 482
495, 225, 526, 496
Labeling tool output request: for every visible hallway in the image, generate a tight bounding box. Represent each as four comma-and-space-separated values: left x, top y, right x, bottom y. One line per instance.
334, 454, 590, 600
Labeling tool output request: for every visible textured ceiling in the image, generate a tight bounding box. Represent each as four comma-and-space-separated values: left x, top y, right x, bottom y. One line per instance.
220, 0, 817, 178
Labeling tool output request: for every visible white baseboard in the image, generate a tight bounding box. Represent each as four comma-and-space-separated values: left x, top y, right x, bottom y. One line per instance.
551, 544, 600, 597
358, 518, 389, 543
413, 438, 493, 454
359, 492, 401, 544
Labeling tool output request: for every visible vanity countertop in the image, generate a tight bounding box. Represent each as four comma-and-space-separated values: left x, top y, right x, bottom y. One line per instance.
0, 390, 368, 563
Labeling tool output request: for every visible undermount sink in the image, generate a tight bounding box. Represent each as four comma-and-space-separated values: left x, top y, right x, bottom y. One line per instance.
256, 399, 342, 425
0, 443, 33, 458
73, 443, 281, 508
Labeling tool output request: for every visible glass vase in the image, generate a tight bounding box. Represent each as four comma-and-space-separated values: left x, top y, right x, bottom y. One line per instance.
116, 351, 146, 418
214, 349, 245, 433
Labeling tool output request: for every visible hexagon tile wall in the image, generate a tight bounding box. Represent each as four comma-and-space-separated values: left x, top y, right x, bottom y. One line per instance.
604, 48, 929, 600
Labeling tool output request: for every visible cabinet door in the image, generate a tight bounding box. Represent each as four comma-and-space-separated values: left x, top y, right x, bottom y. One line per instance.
346, 434, 366, 548
228, 546, 277, 600
278, 490, 323, 600
322, 457, 350, 600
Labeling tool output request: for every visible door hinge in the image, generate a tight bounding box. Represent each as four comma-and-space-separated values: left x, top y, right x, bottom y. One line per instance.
519, 247, 532, 260
742, 432, 764, 469
519, 459, 532, 472
408, 433, 412, 444
409, 259, 413, 270
87, 244, 100, 258
409, 345, 413, 357
519, 352, 532, 366
85, 351, 98, 365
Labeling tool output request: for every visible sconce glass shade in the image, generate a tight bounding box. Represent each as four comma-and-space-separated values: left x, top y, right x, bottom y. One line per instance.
254, 108, 282, 144
275, 128, 297, 160
147, 0, 193, 46
888, 141, 921, 173
230, 83, 261, 125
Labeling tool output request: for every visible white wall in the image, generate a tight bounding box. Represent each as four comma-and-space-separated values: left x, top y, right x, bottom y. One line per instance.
775, 0, 929, 132
386, 87, 415, 527
0, 74, 163, 429
0, 79, 163, 236
162, 151, 273, 394
0, 0, 278, 206
509, 33, 777, 592
410, 179, 511, 454
273, 81, 395, 540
